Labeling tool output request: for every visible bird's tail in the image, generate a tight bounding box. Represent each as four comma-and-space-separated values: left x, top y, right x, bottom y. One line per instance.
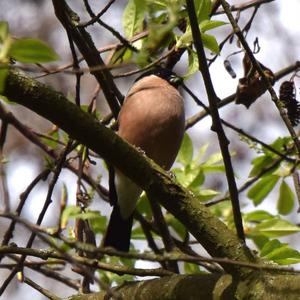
103, 205, 133, 252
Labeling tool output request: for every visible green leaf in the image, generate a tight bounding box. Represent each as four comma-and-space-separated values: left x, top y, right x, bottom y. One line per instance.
194, 143, 209, 163
196, 188, 219, 201
249, 155, 276, 177
41, 130, 59, 150
89, 214, 107, 234
251, 235, 270, 250
177, 133, 193, 166
200, 20, 227, 32
261, 239, 300, 265
0, 21, 9, 43
150, 1, 168, 10
202, 152, 224, 173
78, 210, 103, 221
173, 166, 202, 188
260, 239, 282, 257
269, 137, 291, 153
249, 218, 300, 238
60, 205, 81, 228
136, 193, 152, 218
205, 152, 223, 165
194, 0, 212, 22
244, 210, 274, 222
9, 38, 59, 63
188, 168, 205, 189
122, 0, 145, 38
247, 175, 279, 205
201, 33, 219, 53
184, 50, 199, 78
176, 25, 192, 48
0, 67, 8, 93
110, 47, 133, 65
277, 180, 294, 215
60, 206, 105, 233
202, 164, 224, 173
184, 262, 201, 274
131, 225, 147, 239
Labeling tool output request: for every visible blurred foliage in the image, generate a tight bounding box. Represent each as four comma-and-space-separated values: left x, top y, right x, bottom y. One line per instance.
0, 21, 59, 93
113, 0, 225, 72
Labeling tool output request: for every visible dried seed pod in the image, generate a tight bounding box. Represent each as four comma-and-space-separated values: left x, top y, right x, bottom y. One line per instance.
235, 54, 275, 108
224, 59, 237, 78
279, 81, 300, 126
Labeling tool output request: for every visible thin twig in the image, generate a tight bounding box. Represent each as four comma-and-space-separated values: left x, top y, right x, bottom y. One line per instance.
148, 199, 179, 273
82, 0, 137, 53
0, 103, 109, 200
79, 0, 116, 27
0, 120, 9, 212
215, 0, 275, 15
186, 0, 245, 242
0, 213, 123, 299
52, 0, 123, 117
186, 61, 300, 130
183, 84, 294, 163
205, 157, 283, 207
7, 254, 80, 290
0, 141, 72, 295
220, 0, 300, 157
24, 277, 62, 300
0, 169, 50, 264
34, 30, 149, 79
113, 46, 176, 78
66, 30, 82, 106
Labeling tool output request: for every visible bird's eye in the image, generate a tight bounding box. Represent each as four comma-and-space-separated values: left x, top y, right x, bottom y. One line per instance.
170, 75, 182, 86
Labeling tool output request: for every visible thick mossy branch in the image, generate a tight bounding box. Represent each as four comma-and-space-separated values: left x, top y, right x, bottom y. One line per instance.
66, 273, 300, 300
2, 69, 255, 276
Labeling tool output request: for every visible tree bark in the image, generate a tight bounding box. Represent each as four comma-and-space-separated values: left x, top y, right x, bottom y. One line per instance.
66, 273, 300, 300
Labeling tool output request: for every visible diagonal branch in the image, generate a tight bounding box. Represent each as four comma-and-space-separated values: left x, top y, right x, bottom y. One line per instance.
185, 0, 245, 242
52, 0, 123, 118
1, 69, 256, 276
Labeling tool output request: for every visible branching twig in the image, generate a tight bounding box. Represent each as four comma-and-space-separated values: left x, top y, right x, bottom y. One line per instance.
148, 199, 179, 273
186, 61, 300, 130
0, 141, 72, 295
52, 0, 123, 117
183, 84, 294, 163
205, 157, 283, 207
0, 169, 50, 255
0, 103, 109, 201
7, 254, 80, 290
186, 0, 245, 242
215, 0, 275, 15
82, 0, 137, 53
24, 277, 62, 300
220, 0, 300, 157
0, 213, 122, 299
80, 0, 116, 27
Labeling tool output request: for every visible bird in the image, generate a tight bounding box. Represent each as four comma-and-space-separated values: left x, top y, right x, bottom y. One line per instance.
103, 68, 185, 252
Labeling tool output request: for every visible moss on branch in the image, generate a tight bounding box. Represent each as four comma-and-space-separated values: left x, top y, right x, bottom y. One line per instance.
2, 69, 254, 277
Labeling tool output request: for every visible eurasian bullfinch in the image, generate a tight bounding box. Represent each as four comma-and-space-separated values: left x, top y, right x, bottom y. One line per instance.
103, 68, 185, 251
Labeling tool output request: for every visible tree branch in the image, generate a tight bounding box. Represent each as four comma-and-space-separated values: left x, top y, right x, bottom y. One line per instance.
1, 69, 255, 277
185, 0, 245, 242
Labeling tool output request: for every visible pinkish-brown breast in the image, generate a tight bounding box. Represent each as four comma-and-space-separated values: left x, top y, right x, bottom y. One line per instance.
118, 75, 185, 170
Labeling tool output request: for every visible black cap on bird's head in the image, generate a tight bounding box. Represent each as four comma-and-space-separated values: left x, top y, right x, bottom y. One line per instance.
136, 66, 183, 88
